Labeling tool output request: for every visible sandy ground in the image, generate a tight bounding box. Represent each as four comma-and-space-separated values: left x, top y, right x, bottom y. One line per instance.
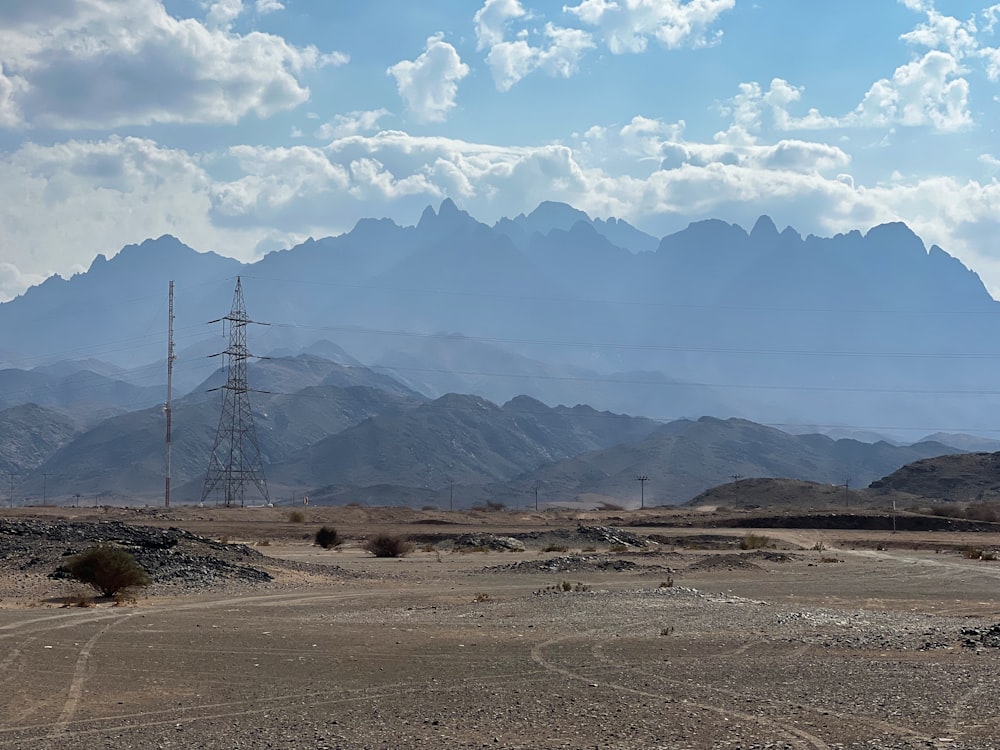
1, 507, 999, 749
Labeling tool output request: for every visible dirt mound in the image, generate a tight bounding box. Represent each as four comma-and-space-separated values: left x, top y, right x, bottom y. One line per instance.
485, 554, 669, 574
687, 554, 765, 572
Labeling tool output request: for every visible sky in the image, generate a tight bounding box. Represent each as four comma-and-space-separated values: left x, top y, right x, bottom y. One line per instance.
2, 0, 1000, 302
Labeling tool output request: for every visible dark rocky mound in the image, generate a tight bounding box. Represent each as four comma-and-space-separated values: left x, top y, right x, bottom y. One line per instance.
452, 533, 526, 552
1, 518, 274, 590
871, 452, 1000, 502
485, 554, 668, 574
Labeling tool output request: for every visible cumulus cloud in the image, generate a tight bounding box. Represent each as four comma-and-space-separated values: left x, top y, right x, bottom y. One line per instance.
563, 0, 735, 53
314, 109, 391, 140
206, 0, 244, 30
485, 23, 595, 91
722, 57, 971, 137
850, 51, 971, 130
474, 0, 528, 51
0, 0, 347, 129
256, 0, 284, 13
387, 34, 469, 123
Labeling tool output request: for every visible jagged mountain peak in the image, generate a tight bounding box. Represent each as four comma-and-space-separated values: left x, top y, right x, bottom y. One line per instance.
749, 215, 779, 242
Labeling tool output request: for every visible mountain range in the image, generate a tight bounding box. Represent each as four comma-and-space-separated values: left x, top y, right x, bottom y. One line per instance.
2, 200, 999, 506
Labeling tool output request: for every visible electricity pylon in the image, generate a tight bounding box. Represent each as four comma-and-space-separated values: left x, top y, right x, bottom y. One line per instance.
201, 277, 270, 507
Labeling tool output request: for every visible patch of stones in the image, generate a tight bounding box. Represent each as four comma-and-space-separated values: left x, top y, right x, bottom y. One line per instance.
1, 518, 276, 592
452, 533, 525, 552
484, 553, 671, 574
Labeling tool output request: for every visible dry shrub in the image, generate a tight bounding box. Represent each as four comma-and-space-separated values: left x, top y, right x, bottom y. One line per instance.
739, 533, 772, 550
59, 545, 151, 598
365, 534, 413, 558
287, 510, 305, 523
314, 526, 342, 549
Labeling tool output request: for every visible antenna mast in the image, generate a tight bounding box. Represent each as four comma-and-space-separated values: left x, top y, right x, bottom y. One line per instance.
201, 277, 270, 507
164, 280, 175, 508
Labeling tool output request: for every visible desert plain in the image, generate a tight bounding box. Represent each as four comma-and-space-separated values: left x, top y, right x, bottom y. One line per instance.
1, 504, 999, 750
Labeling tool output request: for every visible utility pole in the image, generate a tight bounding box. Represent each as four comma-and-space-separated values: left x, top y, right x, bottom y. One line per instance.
7, 473, 14, 508
164, 280, 176, 508
449, 480, 454, 512
730, 474, 743, 506
201, 277, 270, 507
635, 475, 649, 509
534, 481, 540, 511
843, 477, 851, 509
42, 472, 49, 506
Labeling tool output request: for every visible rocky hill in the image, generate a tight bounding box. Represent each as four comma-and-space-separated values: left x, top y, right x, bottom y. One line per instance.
870, 452, 1000, 503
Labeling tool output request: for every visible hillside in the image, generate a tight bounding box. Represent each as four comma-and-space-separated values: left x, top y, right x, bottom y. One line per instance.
513, 417, 961, 507
869, 452, 1000, 503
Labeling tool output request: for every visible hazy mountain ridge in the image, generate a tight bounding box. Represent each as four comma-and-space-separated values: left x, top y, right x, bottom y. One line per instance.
1, 200, 994, 435
511, 416, 965, 507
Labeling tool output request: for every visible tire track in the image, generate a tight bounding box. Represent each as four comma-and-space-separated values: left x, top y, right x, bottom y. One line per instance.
531, 632, 832, 750
47, 617, 126, 738
591, 637, 936, 746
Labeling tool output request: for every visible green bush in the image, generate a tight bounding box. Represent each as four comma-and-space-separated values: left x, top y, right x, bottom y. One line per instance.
314, 526, 342, 549
364, 534, 413, 558
60, 545, 151, 597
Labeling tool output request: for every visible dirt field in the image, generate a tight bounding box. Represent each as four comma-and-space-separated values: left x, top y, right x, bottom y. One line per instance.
1, 506, 999, 749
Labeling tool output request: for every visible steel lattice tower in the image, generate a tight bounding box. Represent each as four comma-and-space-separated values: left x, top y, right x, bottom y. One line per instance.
201, 277, 270, 507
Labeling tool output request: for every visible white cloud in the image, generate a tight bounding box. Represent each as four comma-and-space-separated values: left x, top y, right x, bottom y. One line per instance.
0, 0, 347, 129
387, 34, 469, 123
206, 0, 244, 30
563, 0, 736, 53
723, 55, 971, 136
315, 109, 391, 140
473, 0, 528, 51
850, 51, 971, 131
256, 0, 284, 14
486, 23, 595, 91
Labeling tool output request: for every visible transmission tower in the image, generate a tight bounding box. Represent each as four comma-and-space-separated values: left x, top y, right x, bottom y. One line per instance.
201, 277, 270, 507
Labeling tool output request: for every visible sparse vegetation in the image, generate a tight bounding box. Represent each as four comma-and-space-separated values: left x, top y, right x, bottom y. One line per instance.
659, 577, 674, 588
365, 534, 413, 558
314, 526, 342, 549
962, 546, 998, 561
542, 544, 569, 553
739, 533, 772, 550
608, 544, 628, 553
482, 500, 507, 512
59, 544, 151, 598
66, 590, 93, 608
597, 502, 625, 511
472, 592, 491, 602
287, 510, 305, 523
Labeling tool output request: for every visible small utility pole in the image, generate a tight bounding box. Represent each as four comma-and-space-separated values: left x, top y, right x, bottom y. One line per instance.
534, 482, 539, 511
164, 280, 175, 509
7, 473, 14, 508
449, 480, 454, 512
635, 475, 649, 509
843, 477, 851, 509
42, 472, 49, 506
730, 474, 743, 506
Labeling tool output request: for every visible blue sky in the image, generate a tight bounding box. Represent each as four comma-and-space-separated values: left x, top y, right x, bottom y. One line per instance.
2, 0, 1000, 301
